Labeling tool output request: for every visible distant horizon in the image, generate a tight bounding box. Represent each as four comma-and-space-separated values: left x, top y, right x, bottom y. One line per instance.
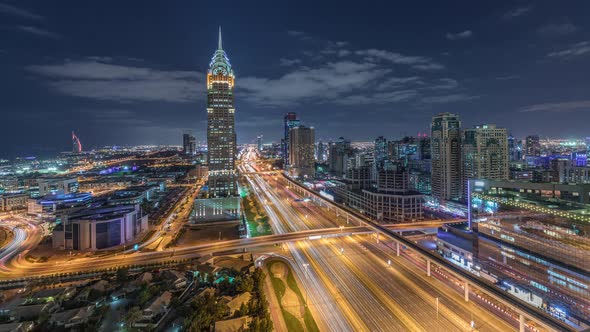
2, 134, 587, 160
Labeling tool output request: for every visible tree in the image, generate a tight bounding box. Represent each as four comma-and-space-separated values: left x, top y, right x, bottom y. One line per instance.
116, 267, 129, 283
206, 273, 215, 285
125, 306, 142, 326
234, 302, 249, 318
186, 294, 228, 332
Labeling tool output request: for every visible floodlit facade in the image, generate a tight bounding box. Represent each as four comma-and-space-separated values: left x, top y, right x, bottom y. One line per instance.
206, 27, 237, 197
462, 124, 509, 198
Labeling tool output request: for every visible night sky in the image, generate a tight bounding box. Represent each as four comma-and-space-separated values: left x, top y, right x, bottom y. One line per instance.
1, 1, 590, 157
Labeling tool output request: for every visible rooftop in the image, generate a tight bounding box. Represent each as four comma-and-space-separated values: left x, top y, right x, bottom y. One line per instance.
437, 230, 473, 252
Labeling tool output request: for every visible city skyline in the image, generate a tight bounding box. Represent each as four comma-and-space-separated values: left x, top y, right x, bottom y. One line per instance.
1, 1, 590, 157
2, 2, 590, 331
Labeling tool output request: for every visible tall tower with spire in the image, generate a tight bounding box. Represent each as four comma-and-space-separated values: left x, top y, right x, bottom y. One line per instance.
206, 27, 237, 197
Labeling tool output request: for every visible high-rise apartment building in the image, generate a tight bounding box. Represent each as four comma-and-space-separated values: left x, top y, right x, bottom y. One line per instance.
462, 124, 509, 197
206, 28, 237, 197
316, 140, 326, 163
183, 130, 196, 156
374, 136, 388, 171
256, 135, 263, 152
288, 126, 315, 178
283, 112, 300, 167
328, 137, 352, 177
525, 135, 541, 157
431, 113, 462, 201
418, 136, 431, 160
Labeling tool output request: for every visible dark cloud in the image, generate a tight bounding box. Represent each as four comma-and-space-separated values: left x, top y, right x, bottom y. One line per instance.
446, 30, 473, 40
537, 23, 577, 36
279, 58, 302, 66
17, 25, 60, 39
27, 59, 204, 103
502, 6, 533, 20
548, 41, 590, 59
519, 100, 590, 113
0, 3, 43, 20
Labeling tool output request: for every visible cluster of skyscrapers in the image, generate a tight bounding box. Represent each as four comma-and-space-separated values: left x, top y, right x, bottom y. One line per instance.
431, 113, 509, 204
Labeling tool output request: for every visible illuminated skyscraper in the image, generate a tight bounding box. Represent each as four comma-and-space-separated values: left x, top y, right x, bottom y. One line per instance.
72, 131, 82, 153
283, 112, 300, 167
431, 113, 462, 201
508, 134, 516, 161
206, 27, 237, 197
257, 135, 263, 152
462, 124, 509, 198
289, 126, 315, 178
374, 136, 388, 171
525, 135, 541, 157
316, 140, 326, 163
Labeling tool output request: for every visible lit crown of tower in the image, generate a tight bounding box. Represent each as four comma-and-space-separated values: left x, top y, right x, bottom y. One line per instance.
208, 26, 234, 83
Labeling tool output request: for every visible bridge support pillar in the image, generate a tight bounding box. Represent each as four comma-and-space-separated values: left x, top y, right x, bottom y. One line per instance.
426, 259, 431, 277
396, 242, 400, 256
519, 314, 525, 332
464, 281, 469, 302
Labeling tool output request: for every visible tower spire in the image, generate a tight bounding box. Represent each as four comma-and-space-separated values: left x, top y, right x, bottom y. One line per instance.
218, 26, 222, 50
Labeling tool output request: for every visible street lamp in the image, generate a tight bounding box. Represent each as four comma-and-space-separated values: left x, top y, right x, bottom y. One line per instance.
436, 297, 439, 322
302, 263, 310, 306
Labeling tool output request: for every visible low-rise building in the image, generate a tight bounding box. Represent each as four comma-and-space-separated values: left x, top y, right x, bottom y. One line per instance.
226, 292, 251, 315
0, 193, 28, 211
436, 229, 474, 270
27, 192, 92, 219
49, 306, 94, 328
0, 321, 34, 332
215, 316, 251, 332
328, 167, 424, 223
52, 204, 148, 250
107, 185, 159, 206
162, 270, 187, 289
142, 291, 172, 321
37, 177, 79, 196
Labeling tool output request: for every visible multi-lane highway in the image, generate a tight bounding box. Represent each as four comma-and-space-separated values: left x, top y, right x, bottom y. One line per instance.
0, 216, 45, 271
243, 159, 521, 331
